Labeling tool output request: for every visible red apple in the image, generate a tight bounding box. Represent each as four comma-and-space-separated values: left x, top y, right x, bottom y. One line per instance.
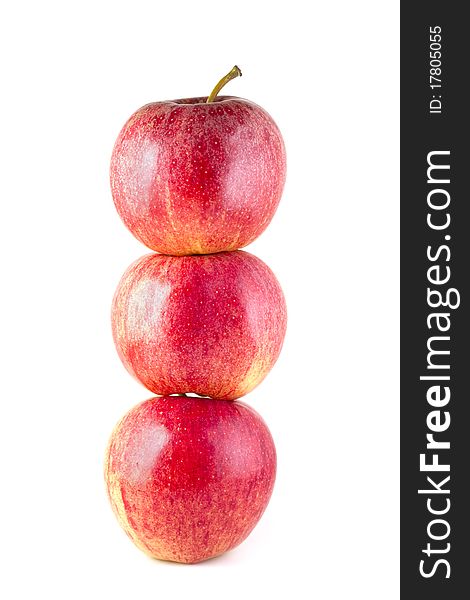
110, 66, 286, 255
105, 395, 276, 563
111, 250, 287, 400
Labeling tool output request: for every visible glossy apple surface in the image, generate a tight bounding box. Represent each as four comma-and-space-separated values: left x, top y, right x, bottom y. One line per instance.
110, 96, 286, 255
111, 250, 287, 400
105, 395, 276, 563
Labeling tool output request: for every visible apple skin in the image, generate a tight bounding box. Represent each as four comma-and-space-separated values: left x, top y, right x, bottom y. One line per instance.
111, 250, 287, 400
105, 395, 276, 563
110, 96, 286, 255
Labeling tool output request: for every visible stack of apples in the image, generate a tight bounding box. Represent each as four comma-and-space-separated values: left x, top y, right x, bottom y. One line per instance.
105, 67, 287, 564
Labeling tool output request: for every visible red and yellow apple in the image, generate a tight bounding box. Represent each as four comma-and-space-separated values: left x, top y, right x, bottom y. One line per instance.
105, 395, 276, 563
110, 67, 286, 255
111, 250, 287, 400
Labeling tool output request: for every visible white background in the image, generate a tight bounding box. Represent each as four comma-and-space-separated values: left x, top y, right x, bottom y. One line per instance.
0, 1, 399, 598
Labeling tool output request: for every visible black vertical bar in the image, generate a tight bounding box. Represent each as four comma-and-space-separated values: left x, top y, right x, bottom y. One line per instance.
401, 3, 469, 598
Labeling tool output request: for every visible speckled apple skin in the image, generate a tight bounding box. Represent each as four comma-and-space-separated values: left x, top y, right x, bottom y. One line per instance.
105, 395, 276, 563
111, 250, 287, 400
110, 96, 286, 255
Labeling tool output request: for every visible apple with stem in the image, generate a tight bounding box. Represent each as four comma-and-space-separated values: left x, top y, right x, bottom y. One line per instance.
110, 66, 286, 255
105, 395, 276, 563
111, 250, 287, 400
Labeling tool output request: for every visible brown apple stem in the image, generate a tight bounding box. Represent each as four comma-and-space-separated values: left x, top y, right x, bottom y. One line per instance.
206, 66, 242, 103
